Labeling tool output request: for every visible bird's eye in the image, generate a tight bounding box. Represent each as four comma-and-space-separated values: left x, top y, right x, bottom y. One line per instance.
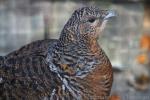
88, 18, 96, 23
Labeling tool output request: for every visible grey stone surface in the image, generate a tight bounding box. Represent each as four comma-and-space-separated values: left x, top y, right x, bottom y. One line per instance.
112, 72, 150, 100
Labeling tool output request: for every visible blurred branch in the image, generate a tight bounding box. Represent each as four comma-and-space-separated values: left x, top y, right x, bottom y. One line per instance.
143, 2, 150, 32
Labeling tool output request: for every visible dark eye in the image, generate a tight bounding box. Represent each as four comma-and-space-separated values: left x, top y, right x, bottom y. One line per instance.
88, 18, 96, 23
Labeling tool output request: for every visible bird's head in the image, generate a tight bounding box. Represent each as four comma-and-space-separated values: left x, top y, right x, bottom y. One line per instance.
59, 6, 116, 45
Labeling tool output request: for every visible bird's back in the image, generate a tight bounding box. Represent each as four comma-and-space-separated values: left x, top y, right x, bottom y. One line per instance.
6, 39, 57, 58
0, 39, 58, 99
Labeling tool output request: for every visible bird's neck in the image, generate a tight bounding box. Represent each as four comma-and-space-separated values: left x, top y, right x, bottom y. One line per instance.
58, 38, 101, 55
79, 38, 101, 54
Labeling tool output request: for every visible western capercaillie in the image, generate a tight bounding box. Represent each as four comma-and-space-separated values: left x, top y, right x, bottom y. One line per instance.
0, 6, 115, 100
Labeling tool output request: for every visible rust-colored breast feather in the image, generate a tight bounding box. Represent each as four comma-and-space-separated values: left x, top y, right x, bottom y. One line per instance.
75, 49, 113, 100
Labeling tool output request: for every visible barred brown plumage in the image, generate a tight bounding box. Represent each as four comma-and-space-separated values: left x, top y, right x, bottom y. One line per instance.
0, 6, 115, 100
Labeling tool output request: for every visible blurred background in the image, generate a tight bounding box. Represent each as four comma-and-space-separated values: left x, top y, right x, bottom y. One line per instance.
0, 0, 150, 100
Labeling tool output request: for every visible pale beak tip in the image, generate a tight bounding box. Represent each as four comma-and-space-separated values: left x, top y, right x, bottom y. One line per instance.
104, 10, 117, 20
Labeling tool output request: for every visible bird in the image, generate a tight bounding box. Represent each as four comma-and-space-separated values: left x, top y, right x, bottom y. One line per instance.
0, 6, 115, 100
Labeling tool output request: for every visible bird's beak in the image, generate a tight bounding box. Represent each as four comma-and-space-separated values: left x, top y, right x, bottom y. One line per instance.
98, 10, 117, 33
104, 10, 117, 20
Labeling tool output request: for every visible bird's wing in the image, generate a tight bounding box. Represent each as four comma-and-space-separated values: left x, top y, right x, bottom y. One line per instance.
6, 39, 57, 58
0, 39, 58, 99
0, 54, 56, 99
